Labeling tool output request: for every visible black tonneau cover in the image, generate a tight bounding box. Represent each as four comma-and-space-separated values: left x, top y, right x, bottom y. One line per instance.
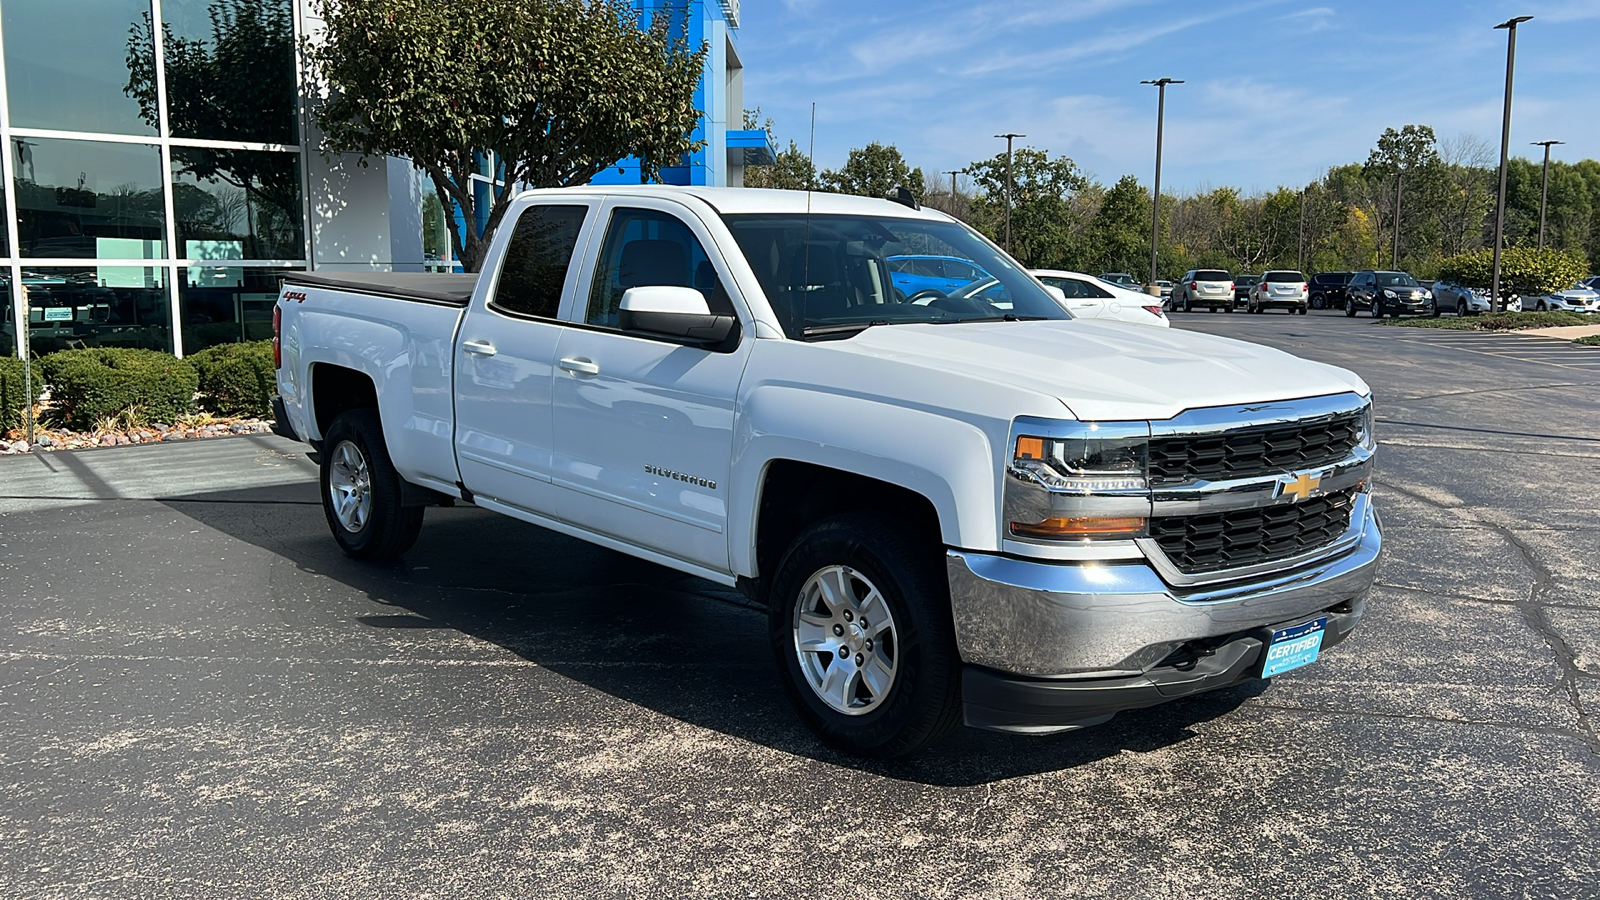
282, 271, 479, 306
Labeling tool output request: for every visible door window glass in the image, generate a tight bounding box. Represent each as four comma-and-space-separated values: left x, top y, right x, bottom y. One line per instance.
492, 205, 588, 319
585, 207, 731, 328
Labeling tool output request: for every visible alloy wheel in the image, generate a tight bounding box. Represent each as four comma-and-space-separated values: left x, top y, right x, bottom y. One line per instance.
328, 440, 373, 533
792, 565, 899, 716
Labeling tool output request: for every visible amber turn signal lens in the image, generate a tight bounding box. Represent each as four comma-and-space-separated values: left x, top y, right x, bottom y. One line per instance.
1010, 516, 1147, 538
1015, 436, 1045, 460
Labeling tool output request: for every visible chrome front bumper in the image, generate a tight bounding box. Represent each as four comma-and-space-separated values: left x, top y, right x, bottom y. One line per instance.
947, 495, 1381, 679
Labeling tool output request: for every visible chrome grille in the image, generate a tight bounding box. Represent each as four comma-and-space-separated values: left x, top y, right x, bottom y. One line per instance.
1149, 489, 1357, 575
1148, 412, 1362, 485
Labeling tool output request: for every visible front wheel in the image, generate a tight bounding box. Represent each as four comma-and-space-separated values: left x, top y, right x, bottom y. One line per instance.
768, 513, 961, 758
1457, 300, 1468, 317
1370, 300, 1383, 318
1346, 299, 1356, 318
320, 408, 425, 560
1311, 293, 1325, 310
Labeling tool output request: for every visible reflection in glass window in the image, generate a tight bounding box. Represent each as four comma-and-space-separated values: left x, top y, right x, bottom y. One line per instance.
23, 267, 171, 355
1, 279, 14, 357
156, 0, 298, 144
587, 208, 731, 328
172, 148, 303, 261
180, 266, 300, 352
14, 138, 166, 259
2, 0, 156, 135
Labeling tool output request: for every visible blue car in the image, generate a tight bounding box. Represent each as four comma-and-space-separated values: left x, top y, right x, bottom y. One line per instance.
887, 255, 992, 298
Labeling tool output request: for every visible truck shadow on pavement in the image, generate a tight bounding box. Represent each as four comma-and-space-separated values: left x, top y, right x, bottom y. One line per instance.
162, 484, 1266, 787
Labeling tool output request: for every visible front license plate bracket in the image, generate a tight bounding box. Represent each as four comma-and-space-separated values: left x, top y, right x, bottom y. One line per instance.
1260, 616, 1328, 678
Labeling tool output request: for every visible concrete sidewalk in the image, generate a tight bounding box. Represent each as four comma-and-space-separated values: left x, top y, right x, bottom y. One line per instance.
1519, 323, 1600, 339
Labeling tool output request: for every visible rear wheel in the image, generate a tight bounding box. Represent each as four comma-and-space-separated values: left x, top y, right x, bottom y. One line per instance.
1297, 304, 1308, 315
1182, 294, 1192, 313
768, 513, 961, 758
1311, 293, 1325, 310
320, 409, 424, 560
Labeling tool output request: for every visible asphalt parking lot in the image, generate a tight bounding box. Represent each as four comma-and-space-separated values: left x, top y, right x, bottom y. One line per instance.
2, 312, 1598, 898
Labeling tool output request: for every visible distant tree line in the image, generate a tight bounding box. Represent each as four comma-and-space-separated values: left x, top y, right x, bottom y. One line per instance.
743, 113, 1598, 279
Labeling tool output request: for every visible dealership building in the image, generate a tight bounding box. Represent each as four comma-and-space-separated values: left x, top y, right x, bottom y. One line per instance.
0, 0, 772, 360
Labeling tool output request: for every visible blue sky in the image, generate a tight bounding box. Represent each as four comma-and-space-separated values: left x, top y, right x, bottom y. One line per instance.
737, 0, 1600, 195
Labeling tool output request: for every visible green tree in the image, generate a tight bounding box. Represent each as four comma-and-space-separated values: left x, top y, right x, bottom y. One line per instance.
964, 148, 1089, 268
1084, 175, 1148, 275
821, 143, 924, 202
1363, 125, 1442, 268
744, 140, 818, 190
305, 0, 707, 271
1435, 246, 1587, 298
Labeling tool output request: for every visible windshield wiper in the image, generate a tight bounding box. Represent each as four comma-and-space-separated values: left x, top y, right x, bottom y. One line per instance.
802, 319, 890, 337
928, 314, 1050, 323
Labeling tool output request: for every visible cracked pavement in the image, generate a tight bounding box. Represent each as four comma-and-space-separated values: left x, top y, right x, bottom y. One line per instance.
1, 310, 1597, 898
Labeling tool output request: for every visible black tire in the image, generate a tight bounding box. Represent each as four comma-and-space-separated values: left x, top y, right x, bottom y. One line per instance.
1297, 304, 1308, 315
1431, 303, 1440, 318
1345, 299, 1356, 318
1311, 293, 1325, 310
1457, 300, 1467, 317
1182, 295, 1192, 313
767, 513, 961, 758
1370, 299, 1383, 318
320, 408, 425, 560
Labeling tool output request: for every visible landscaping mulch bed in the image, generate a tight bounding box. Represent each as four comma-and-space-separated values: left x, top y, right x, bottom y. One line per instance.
2, 414, 275, 454
1376, 311, 1594, 331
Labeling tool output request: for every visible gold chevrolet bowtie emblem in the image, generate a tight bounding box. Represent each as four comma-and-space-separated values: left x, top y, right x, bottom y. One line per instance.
1278, 472, 1322, 502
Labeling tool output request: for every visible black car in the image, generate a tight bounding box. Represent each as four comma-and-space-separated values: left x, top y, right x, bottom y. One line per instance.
1309, 271, 1352, 310
1343, 271, 1435, 318
1234, 274, 1259, 306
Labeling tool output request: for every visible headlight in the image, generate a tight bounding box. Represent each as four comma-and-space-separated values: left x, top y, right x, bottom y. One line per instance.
1383, 289, 1397, 299
1422, 290, 1432, 299
1356, 403, 1375, 450
1006, 423, 1150, 541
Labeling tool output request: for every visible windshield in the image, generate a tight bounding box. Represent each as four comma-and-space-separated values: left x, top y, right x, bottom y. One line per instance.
1376, 273, 1420, 288
1265, 271, 1305, 283
722, 213, 1069, 339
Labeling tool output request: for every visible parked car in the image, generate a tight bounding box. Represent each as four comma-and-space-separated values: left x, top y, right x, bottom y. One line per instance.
1431, 280, 1494, 316
887, 254, 992, 299
1309, 272, 1353, 310
1152, 279, 1174, 300
1098, 272, 1140, 290
1343, 271, 1433, 318
1525, 283, 1599, 313
1583, 276, 1600, 293
1249, 270, 1309, 314
1030, 269, 1170, 327
1172, 269, 1234, 312
1234, 274, 1260, 306
272, 184, 1381, 758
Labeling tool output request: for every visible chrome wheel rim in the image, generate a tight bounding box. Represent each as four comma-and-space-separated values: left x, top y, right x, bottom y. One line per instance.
328, 439, 372, 533
792, 565, 898, 716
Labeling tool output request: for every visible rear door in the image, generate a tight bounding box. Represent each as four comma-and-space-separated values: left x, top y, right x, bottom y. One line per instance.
453, 200, 597, 513
548, 198, 752, 573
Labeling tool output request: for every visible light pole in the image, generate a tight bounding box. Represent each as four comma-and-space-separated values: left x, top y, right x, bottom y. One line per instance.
994, 134, 1024, 253
1141, 78, 1182, 292
942, 169, 963, 217
1531, 139, 1563, 250
1491, 16, 1532, 311
1391, 170, 1403, 270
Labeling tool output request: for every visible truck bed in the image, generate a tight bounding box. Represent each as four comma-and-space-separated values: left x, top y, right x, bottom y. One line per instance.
283, 271, 479, 307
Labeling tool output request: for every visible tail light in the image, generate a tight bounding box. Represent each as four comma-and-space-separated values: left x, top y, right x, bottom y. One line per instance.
1303, 283, 1309, 293
272, 304, 282, 369
1142, 305, 1164, 318
1190, 281, 1198, 291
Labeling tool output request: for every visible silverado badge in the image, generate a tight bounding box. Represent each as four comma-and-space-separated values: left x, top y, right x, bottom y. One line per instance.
1275, 471, 1323, 503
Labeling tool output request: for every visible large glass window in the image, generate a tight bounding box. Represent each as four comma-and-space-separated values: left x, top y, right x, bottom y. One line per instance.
2, 0, 157, 136
179, 265, 299, 352
1, 278, 14, 358
586, 208, 732, 328
160, 0, 298, 145
492, 205, 587, 319
23, 266, 170, 355
172, 148, 303, 261
14, 138, 166, 259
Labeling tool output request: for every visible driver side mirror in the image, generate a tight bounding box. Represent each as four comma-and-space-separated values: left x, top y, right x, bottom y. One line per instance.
619, 286, 736, 344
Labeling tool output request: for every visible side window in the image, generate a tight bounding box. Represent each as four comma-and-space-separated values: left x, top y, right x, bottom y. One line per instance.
491, 205, 588, 319
585, 207, 733, 328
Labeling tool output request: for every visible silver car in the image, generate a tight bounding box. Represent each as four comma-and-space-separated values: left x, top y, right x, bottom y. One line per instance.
1527, 283, 1599, 313
1173, 269, 1234, 313
1432, 280, 1494, 316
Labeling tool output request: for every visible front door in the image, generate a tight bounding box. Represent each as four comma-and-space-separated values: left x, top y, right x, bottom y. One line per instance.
549, 201, 751, 572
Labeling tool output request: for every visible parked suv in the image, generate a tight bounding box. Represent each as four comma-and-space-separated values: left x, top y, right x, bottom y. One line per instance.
1099, 272, 1140, 290
1249, 270, 1309, 314
887, 255, 992, 299
1344, 271, 1433, 318
1173, 269, 1234, 312
1234, 274, 1259, 307
1309, 272, 1353, 310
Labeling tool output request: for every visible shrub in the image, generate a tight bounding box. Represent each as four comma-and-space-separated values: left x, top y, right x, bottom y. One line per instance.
0, 356, 45, 433
188, 341, 275, 417
37, 348, 197, 431
1434, 247, 1588, 298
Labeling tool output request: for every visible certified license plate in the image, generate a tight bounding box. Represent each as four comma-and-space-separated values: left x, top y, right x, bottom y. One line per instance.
1261, 616, 1327, 677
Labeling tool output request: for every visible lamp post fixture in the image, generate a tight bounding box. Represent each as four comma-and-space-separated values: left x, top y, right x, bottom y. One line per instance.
1531, 140, 1563, 250
1490, 16, 1532, 311
1141, 78, 1182, 293
994, 134, 1024, 253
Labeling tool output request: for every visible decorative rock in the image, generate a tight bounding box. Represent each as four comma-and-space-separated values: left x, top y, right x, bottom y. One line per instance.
35, 435, 53, 447
154, 424, 170, 433
10, 441, 28, 453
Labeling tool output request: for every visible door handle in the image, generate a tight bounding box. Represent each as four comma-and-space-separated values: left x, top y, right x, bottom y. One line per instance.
559, 357, 600, 376
462, 340, 497, 357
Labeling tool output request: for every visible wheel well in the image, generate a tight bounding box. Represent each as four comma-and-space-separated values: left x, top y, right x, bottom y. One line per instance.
751, 460, 942, 598
310, 364, 378, 439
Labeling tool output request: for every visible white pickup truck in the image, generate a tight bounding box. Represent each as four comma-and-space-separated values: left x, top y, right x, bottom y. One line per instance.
273, 185, 1381, 758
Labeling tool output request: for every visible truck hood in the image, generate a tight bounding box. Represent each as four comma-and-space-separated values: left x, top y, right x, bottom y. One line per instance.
833, 319, 1369, 421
